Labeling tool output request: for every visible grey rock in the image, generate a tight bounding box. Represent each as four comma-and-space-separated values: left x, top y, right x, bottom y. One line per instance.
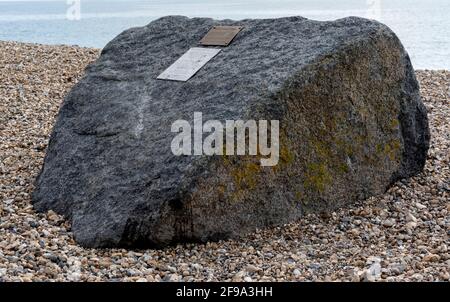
32, 16, 430, 248
382, 218, 396, 227
365, 262, 382, 282
388, 262, 406, 275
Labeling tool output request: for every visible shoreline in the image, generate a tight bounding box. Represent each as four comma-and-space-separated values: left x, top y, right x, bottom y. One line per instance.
2, 39, 449, 72
0, 41, 448, 281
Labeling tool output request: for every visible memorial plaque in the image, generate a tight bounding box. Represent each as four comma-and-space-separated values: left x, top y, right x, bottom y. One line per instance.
157, 47, 221, 82
199, 26, 243, 46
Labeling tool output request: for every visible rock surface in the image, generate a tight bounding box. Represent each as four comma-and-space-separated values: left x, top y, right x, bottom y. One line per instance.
32, 16, 430, 248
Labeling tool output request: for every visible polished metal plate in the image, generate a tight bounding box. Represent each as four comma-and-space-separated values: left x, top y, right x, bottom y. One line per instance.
157, 47, 221, 82
199, 26, 243, 46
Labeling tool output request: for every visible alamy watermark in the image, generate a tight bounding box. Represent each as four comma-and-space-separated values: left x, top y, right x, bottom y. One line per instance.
366, 0, 382, 21
171, 112, 280, 167
66, 0, 81, 20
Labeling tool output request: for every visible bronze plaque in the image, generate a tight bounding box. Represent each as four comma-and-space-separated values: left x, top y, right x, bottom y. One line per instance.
199, 26, 243, 46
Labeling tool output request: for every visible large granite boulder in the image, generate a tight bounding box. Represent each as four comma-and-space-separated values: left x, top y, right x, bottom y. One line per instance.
33, 16, 430, 248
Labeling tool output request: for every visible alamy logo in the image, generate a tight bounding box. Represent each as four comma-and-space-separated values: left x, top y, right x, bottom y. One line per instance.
66, 0, 81, 21
171, 112, 280, 167
366, 0, 382, 20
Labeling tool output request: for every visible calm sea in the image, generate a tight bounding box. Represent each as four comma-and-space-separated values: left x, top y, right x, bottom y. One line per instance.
0, 0, 448, 69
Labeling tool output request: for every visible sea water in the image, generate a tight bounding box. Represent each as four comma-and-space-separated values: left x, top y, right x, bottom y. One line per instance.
0, 0, 448, 69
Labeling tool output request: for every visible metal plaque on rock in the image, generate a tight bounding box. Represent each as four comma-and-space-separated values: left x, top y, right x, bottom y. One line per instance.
157, 47, 221, 82
199, 26, 243, 46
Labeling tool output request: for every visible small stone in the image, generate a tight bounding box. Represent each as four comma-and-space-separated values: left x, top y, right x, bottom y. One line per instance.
366, 256, 382, 265
416, 203, 427, 210
406, 212, 417, 222
28, 220, 39, 228
423, 254, 440, 262
364, 262, 381, 282
406, 221, 418, 229
42, 252, 58, 262
351, 270, 364, 282
164, 273, 180, 282
3, 199, 14, 205
439, 272, 449, 280
350, 228, 360, 236
382, 219, 396, 227
46, 210, 60, 223
245, 264, 261, 273
67, 272, 81, 282
191, 263, 203, 270
232, 271, 245, 282
388, 263, 406, 275
411, 273, 424, 281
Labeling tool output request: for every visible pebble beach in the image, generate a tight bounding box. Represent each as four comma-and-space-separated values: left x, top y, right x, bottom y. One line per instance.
0, 41, 448, 282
